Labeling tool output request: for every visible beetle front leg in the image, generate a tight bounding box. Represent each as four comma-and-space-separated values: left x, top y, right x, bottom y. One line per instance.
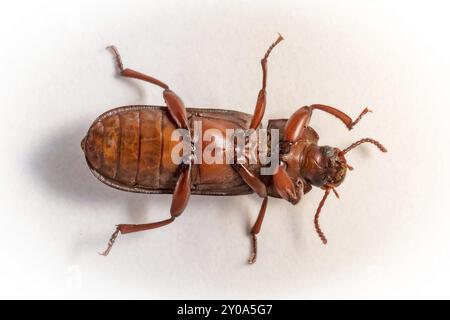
269, 106, 310, 202
310, 104, 371, 130
283, 104, 369, 143
272, 163, 303, 204
249, 34, 284, 129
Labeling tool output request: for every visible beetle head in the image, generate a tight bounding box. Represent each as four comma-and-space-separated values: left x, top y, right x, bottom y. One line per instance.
302, 138, 387, 245
300, 145, 348, 190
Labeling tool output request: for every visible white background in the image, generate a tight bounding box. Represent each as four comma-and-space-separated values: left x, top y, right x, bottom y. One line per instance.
1, 0, 450, 299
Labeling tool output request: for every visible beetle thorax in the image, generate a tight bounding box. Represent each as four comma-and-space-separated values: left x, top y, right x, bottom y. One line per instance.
280, 140, 310, 185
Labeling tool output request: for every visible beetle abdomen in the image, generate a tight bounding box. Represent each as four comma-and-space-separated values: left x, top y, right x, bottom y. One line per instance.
83, 106, 170, 189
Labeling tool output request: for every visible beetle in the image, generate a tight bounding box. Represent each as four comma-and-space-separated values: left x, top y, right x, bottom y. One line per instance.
81, 34, 387, 263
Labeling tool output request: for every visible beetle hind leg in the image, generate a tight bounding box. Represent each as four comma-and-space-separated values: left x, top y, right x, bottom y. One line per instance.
106, 46, 189, 129
99, 165, 192, 256
99, 218, 175, 256
107, 45, 169, 90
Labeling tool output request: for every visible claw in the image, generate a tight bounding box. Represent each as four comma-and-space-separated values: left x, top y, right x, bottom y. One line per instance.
106, 45, 124, 73
99, 226, 120, 256
349, 107, 372, 129
248, 234, 258, 264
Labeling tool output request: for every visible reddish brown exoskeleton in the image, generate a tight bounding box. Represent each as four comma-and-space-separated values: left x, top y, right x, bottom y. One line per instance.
81, 35, 387, 264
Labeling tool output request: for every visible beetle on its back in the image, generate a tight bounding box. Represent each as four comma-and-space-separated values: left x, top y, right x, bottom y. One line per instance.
82, 34, 387, 263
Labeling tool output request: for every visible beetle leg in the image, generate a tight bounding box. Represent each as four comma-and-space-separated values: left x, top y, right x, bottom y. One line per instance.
170, 163, 192, 217
283, 106, 312, 143
272, 163, 303, 204
310, 104, 371, 130
99, 164, 191, 256
99, 218, 175, 256
248, 197, 268, 264
232, 163, 270, 264
163, 89, 189, 129
107, 45, 189, 129
282, 104, 370, 144
249, 34, 284, 129
107, 45, 169, 89
233, 164, 267, 198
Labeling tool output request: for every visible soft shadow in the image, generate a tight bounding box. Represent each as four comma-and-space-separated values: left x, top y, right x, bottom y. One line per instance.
32, 121, 125, 204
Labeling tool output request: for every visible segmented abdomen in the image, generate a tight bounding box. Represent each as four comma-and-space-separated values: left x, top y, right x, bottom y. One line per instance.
83, 106, 178, 190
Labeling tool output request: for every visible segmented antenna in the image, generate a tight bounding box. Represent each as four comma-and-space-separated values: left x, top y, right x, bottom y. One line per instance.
314, 189, 330, 245
341, 138, 387, 155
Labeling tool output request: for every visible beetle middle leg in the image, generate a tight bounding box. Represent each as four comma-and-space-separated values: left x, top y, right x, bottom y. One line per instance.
232, 163, 269, 264
100, 164, 192, 256
248, 197, 268, 264
249, 34, 284, 129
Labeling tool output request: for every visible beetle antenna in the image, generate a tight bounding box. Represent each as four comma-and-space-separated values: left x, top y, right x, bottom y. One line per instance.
99, 226, 120, 256
314, 189, 330, 245
341, 138, 387, 155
